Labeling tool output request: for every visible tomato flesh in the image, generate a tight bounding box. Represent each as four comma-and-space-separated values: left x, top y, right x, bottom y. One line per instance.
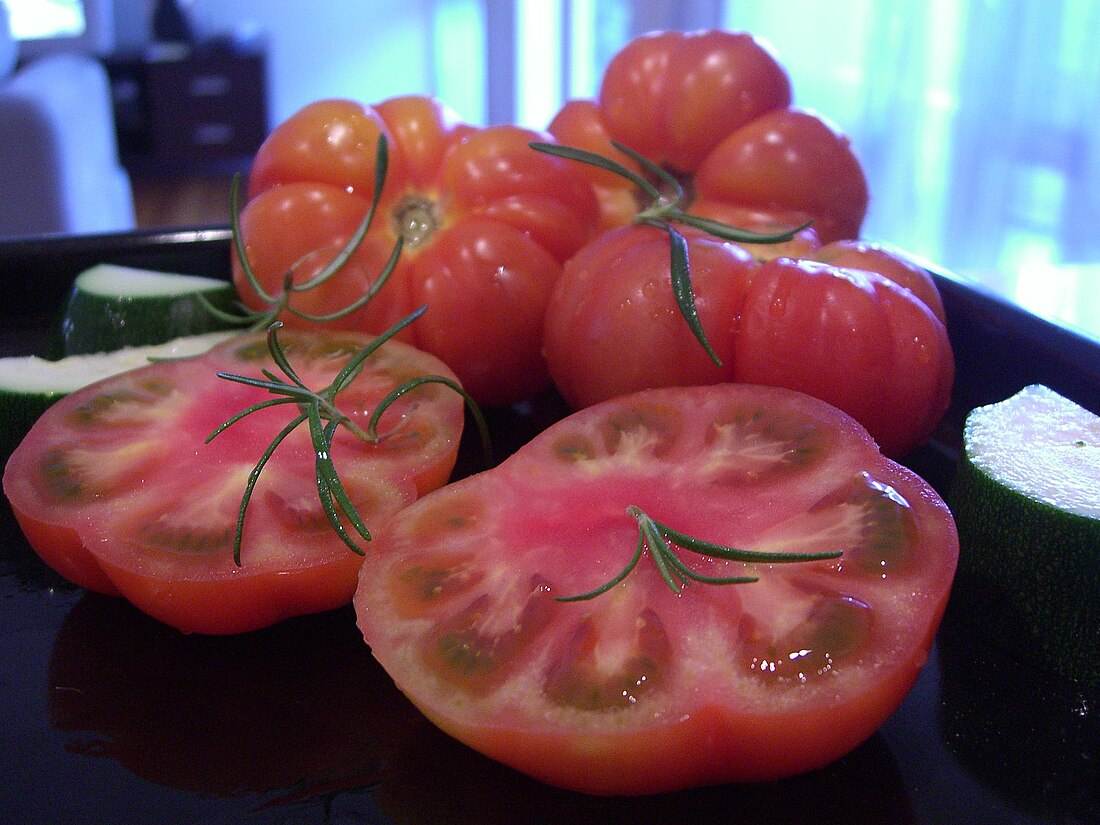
354, 384, 958, 794
3, 330, 466, 634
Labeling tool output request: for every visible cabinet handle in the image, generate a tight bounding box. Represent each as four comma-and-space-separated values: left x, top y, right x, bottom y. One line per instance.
189, 74, 231, 97
194, 123, 235, 146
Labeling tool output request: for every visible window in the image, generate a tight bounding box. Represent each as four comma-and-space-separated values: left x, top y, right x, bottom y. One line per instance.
492, 0, 1100, 339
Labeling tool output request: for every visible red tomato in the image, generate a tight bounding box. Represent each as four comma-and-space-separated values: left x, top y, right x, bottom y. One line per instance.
542, 224, 757, 409
694, 107, 870, 244
235, 95, 601, 407
542, 234, 953, 457
690, 199, 822, 261
353, 383, 959, 794
806, 239, 946, 323
546, 99, 641, 231
551, 31, 867, 245
597, 30, 792, 175
732, 258, 954, 457
2, 330, 466, 634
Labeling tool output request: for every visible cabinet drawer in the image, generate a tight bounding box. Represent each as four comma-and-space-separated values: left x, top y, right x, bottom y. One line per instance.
143, 49, 269, 163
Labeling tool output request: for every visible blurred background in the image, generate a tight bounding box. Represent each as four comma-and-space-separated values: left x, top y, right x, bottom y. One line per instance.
4, 0, 1098, 339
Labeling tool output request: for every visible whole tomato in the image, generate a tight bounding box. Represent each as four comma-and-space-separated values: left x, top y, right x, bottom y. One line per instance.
694, 108, 870, 244
732, 258, 954, 457
234, 95, 600, 406
542, 230, 953, 457
549, 30, 868, 244
542, 223, 757, 409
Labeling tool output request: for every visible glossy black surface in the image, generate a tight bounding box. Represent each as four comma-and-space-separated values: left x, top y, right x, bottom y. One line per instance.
1, 230, 1097, 824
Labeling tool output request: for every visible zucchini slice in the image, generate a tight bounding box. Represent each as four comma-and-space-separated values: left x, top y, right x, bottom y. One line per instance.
0, 331, 237, 458
59, 263, 242, 355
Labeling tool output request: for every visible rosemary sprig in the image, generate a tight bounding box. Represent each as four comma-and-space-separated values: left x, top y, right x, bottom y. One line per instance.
556, 505, 842, 602
207, 308, 491, 566
530, 139, 812, 366
200, 134, 401, 331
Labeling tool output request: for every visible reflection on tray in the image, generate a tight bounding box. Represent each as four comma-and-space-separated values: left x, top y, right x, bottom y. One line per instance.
47, 593, 916, 824
937, 573, 1100, 823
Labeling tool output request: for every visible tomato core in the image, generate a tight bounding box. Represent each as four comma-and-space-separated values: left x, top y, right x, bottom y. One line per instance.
393, 196, 441, 249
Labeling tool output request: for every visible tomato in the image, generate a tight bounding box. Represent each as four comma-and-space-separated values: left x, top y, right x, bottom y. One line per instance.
542, 223, 756, 409
353, 384, 959, 795
550, 31, 867, 243
693, 107, 869, 245
806, 239, 946, 323
235, 95, 601, 407
732, 257, 954, 458
689, 199, 822, 261
2, 329, 466, 634
546, 99, 642, 232
597, 30, 792, 176
542, 230, 953, 457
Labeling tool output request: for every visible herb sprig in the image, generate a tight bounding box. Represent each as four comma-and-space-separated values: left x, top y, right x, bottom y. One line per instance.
556, 505, 843, 602
207, 309, 490, 566
530, 139, 812, 366
202, 135, 401, 331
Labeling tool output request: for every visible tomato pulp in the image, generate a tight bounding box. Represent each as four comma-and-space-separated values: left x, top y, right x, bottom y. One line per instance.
354, 384, 958, 795
3, 330, 466, 634
235, 95, 600, 407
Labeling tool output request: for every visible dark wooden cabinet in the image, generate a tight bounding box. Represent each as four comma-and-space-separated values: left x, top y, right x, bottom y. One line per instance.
107, 43, 269, 175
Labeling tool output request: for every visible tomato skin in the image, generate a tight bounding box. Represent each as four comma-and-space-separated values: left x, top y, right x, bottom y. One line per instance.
235, 94, 601, 406
732, 257, 954, 457
354, 383, 959, 794
690, 199, 822, 261
547, 99, 641, 232
3, 330, 467, 634
806, 239, 946, 323
542, 224, 757, 409
694, 107, 869, 245
408, 218, 560, 406
598, 30, 792, 175
247, 99, 397, 201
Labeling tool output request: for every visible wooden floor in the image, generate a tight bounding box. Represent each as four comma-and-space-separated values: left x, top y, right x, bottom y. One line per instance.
132, 175, 237, 229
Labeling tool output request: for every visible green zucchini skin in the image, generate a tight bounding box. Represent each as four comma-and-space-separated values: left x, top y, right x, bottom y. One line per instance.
0, 332, 236, 461
59, 264, 241, 355
949, 385, 1100, 686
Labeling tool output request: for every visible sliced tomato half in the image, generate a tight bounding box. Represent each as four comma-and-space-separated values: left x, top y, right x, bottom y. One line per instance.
353, 384, 958, 795
3, 330, 466, 634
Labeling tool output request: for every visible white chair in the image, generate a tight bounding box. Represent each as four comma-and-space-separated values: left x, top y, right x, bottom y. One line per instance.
0, 1, 135, 238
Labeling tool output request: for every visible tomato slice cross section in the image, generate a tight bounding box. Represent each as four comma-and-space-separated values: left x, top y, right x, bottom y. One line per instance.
4, 329, 466, 634
353, 384, 958, 794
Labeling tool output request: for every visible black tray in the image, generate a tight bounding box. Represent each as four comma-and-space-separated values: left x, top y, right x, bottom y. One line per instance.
1, 229, 1097, 825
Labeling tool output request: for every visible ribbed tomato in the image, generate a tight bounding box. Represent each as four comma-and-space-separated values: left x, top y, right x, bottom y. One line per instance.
235, 95, 600, 406
549, 29, 868, 245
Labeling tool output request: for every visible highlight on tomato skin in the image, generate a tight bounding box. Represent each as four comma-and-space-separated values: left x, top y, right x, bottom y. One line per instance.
353, 383, 959, 796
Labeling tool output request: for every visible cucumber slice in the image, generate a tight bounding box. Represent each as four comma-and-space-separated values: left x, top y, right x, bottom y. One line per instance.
0, 331, 237, 459
950, 384, 1100, 685
59, 263, 242, 355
